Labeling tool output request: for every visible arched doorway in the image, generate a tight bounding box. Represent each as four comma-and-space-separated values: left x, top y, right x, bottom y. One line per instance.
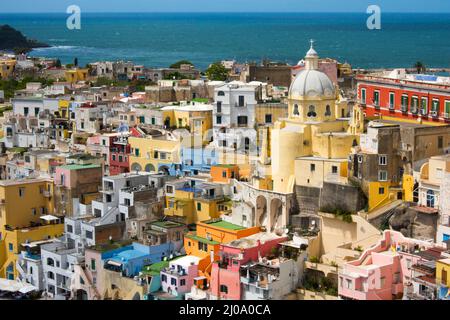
159, 165, 170, 175
164, 117, 171, 128
270, 198, 283, 232
145, 163, 155, 172
256, 195, 267, 227
132, 292, 141, 300
130, 163, 142, 172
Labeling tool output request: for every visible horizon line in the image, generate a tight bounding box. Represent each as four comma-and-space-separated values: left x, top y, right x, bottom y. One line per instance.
1, 11, 450, 14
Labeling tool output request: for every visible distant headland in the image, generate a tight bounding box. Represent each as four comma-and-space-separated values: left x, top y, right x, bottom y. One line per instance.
0, 24, 49, 54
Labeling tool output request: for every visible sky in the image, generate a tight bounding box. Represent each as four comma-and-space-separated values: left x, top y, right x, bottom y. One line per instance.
1, 0, 450, 13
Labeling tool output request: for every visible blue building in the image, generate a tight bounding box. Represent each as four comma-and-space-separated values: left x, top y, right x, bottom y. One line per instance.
180, 146, 218, 176
103, 242, 176, 277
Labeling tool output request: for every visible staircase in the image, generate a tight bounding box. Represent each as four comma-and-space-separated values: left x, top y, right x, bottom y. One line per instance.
99, 206, 119, 225
363, 200, 403, 229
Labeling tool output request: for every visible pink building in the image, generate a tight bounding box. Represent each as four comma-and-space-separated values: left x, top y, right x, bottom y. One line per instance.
338, 230, 444, 300
160, 255, 200, 298
209, 233, 288, 300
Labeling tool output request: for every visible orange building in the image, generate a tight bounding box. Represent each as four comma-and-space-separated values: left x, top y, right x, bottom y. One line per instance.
210, 164, 239, 183
184, 219, 260, 281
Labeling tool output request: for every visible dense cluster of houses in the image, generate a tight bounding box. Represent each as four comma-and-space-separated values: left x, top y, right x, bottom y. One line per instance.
0, 43, 449, 300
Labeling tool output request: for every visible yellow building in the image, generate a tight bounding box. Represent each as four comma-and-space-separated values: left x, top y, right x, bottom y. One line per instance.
161, 103, 213, 138
270, 42, 361, 193
128, 132, 181, 174
0, 58, 16, 79
0, 178, 64, 279
58, 99, 71, 120
65, 68, 89, 83
164, 181, 231, 225
436, 258, 450, 300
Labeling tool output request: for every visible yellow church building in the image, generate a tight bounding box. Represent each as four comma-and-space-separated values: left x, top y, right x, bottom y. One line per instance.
270, 41, 362, 193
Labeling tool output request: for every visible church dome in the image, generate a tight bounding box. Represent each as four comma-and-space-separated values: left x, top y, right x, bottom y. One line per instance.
289, 69, 335, 98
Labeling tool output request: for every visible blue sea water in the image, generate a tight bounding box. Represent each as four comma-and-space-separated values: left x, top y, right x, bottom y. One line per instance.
0, 12, 449, 70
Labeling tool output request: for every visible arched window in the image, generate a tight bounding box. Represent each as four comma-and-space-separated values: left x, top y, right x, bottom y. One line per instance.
307, 105, 317, 117
218, 91, 225, 96
293, 104, 299, 116
325, 105, 331, 116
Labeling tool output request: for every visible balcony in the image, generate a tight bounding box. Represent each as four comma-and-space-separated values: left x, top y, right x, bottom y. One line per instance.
430, 110, 439, 118
43, 190, 52, 198
234, 102, 247, 108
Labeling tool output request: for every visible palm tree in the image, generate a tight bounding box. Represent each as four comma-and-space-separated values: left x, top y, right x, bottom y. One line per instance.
414, 61, 425, 74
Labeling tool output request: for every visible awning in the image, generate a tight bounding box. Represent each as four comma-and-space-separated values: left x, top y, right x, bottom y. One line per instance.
107, 260, 122, 267
40, 215, 60, 222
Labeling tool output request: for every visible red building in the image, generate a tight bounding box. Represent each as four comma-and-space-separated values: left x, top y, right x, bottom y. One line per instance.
357, 70, 450, 124
108, 128, 142, 176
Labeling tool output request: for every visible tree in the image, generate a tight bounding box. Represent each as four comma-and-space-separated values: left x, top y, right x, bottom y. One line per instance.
55, 59, 62, 68
74, 57, 78, 67
170, 60, 193, 69
414, 61, 425, 74
205, 62, 228, 81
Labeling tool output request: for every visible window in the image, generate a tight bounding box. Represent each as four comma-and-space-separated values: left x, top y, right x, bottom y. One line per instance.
47, 271, 55, 280
307, 105, 317, 117
222, 171, 227, 178
332, 166, 338, 174
389, 92, 395, 109
310, 164, 315, 172
380, 277, 386, 288
171, 278, 177, 286
161, 274, 167, 283
112, 154, 116, 161
378, 170, 388, 181
265, 114, 272, 124
421, 97, 428, 115
19, 188, 25, 197
411, 96, 419, 113
358, 155, 363, 163
31, 208, 36, 216
445, 101, 450, 118
135, 148, 140, 156
293, 104, 299, 116
218, 91, 225, 96
401, 95, 409, 112
67, 225, 73, 233
220, 285, 228, 294
238, 95, 245, 107
373, 90, 380, 107
91, 259, 96, 271
197, 202, 201, 211
180, 279, 186, 286
237, 116, 248, 126
160, 152, 167, 160
47, 258, 54, 266
217, 101, 222, 113
216, 116, 222, 124
85, 230, 93, 240
345, 279, 352, 289
438, 136, 443, 149
80, 277, 85, 285
379, 155, 387, 165
8, 243, 13, 252
379, 187, 385, 195
325, 105, 331, 116
166, 186, 173, 193
431, 99, 440, 116
361, 88, 366, 104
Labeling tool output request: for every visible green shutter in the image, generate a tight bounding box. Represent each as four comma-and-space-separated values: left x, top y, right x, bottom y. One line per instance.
445, 101, 450, 115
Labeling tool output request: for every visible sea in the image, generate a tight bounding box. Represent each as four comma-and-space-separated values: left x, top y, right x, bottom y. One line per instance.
0, 12, 450, 70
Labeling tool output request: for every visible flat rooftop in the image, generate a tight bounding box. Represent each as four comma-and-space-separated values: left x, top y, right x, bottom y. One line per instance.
202, 219, 246, 231
226, 232, 283, 249
58, 163, 101, 170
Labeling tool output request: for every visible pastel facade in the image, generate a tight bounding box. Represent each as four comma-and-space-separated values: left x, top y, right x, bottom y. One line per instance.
338, 230, 442, 300
184, 219, 260, 281
436, 258, 450, 300
270, 43, 360, 193
160, 255, 200, 299
209, 232, 288, 300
